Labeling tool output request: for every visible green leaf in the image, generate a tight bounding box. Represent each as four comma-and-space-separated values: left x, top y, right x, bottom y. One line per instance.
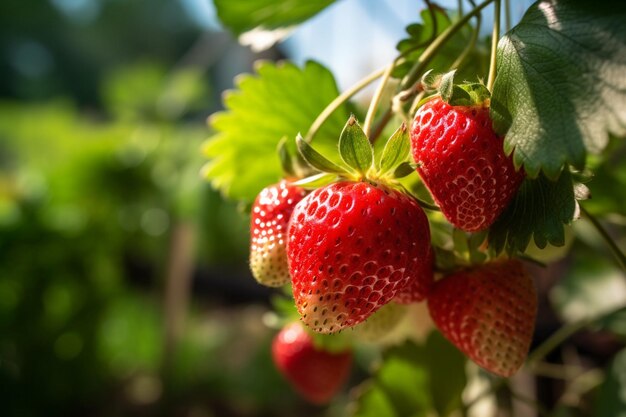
377, 342, 431, 417
203, 61, 349, 201
582, 139, 626, 216
425, 332, 467, 417
297, 134, 347, 175
488, 171, 577, 254
351, 341, 430, 417
491, 1, 626, 179
351, 382, 397, 417
214, 0, 336, 35
594, 347, 626, 417
439, 70, 462, 102
351, 338, 466, 417
392, 162, 415, 179
292, 172, 338, 189
379, 123, 410, 175
277, 136, 295, 178
339, 115, 373, 175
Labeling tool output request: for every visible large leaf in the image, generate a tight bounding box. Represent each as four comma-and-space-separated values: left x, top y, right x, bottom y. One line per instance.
214, 0, 336, 35
425, 332, 467, 417
351, 335, 466, 417
488, 171, 577, 254
491, 0, 626, 179
202, 61, 349, 201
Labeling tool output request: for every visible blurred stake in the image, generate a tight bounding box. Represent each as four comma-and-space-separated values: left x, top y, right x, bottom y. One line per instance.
161, 222, 195, 390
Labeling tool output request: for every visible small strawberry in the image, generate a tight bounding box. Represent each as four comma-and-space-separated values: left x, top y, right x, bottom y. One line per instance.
287, 180, 431, 334
393, 246, 434, 304
351, 302, 408, 343
272, 321, 352, 404
427, 259, 537, 377
410, 96, 525, 232
250, 180, 307, 287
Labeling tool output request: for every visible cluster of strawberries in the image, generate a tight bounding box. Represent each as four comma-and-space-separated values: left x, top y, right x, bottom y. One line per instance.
250, 95, 537, 404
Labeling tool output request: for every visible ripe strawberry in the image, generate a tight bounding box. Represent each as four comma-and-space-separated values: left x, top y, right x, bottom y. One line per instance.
393, 246, 434, 304
287, 180, 431, 334
427, 259, 537, 377
250, 180, 307, 287
410, 97, 525, 232
272, 322, 352, 404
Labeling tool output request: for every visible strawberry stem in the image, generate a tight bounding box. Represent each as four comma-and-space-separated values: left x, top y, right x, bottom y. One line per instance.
504, 0, 511, 32
363, 61, 396, 140
305, 64, 392, 143
580, 205, 626, 272
398, 0, 496, 102
526, 304, 626, 367
369, 108, 393, 143
450, 0, 482, 71
308, 0, 494, 144
486, 0, 501, 92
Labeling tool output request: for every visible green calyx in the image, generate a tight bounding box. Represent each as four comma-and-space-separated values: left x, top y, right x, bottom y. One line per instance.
438, 69, 490, 107
292, 115, 415, 189
418, 69, 491, 109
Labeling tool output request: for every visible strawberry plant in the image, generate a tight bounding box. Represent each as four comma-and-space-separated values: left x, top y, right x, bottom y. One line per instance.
204, 0, 626, 415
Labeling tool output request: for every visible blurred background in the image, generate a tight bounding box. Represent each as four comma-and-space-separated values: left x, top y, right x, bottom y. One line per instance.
1, 0, 623, 416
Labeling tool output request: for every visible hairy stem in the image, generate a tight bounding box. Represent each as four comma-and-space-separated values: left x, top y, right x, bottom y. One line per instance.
309, 0, 494, 143
451, 0, 481, 70
487, 0, 501, 91
305, 65, 389, 142
400, 0, 495, 94
580, 205, 626, 271
363, 62, 396, 139
369, 108, 393, 143
504, 0, 511, 32
527, 305, 626, 366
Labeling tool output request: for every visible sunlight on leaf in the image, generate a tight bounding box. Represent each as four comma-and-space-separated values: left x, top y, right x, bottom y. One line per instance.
491, 1, 626, 179
202, 61, 348, 201
214, 0, 336, 35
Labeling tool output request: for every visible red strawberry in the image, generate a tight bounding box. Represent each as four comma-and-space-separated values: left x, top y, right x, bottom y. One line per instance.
250, 180, 307, 287
287, 180, 431, 334
427, 259, 537, 377
272, 322, 352, 404
410, 97, 525, 232
393, 246, 434, 304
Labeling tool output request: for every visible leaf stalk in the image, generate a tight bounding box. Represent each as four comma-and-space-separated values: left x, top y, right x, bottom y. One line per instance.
487, 0, 501, 91
580, 205, 626, 271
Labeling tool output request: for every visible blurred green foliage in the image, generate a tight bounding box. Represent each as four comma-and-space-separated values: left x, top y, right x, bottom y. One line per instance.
1, 1, 626, 416
0, 0, 296, 415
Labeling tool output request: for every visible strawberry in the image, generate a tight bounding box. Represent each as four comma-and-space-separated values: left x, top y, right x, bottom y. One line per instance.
393, 246, 434, 304
287, 180, 431, 334
427, 259, 537, 377
410, 97, 525, 232
351, 302, 408, 342
250, 180, 307, 287
272, 321, 352, 404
